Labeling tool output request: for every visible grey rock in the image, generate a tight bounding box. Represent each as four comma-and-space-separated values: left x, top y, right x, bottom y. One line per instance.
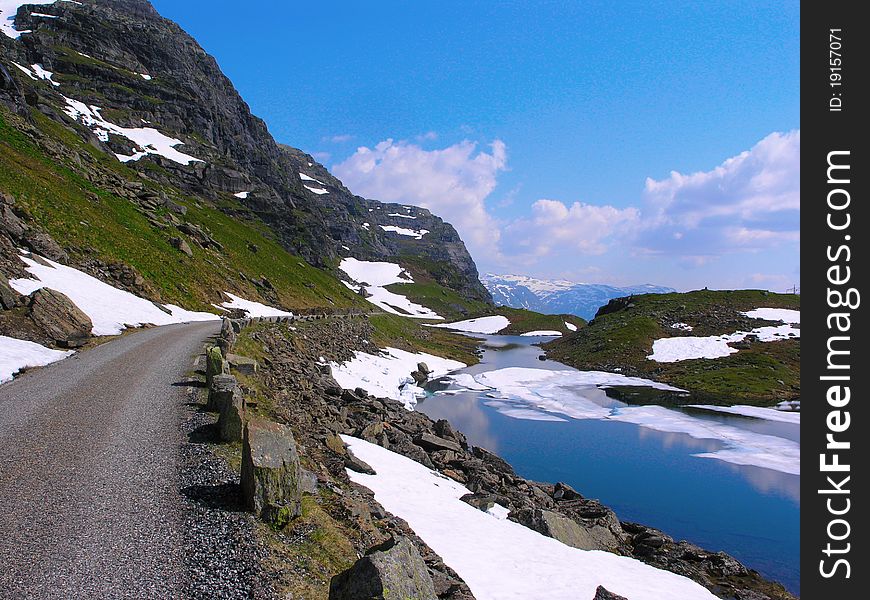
28, 288, 92, 347
218, 387, 245, 442
0, 274, 21, 309
241, 417, 302, 527
593, 585, 628, 600
329, 537, 438, 600
227, 353, 258, 375
416, 361, 431, 375
206, 374, 237, 413
514, 509, 621, 552
205, 345, 224, 388
344, 448, 376, 475
169, 236, 193, 257
413, 432, 462, 454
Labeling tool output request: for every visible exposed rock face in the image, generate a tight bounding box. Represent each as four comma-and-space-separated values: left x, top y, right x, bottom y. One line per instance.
329, 537, 438, 600
0, 274, 20, 309
28, 288, 92, 347
241, 417, 302, 528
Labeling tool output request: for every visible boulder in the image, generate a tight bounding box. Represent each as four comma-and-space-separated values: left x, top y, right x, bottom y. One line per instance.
207, 374, 237, 412
416, 361, 432, 375
413, 432, 462, 454
205, 345, 224, 388
329, 537, 438, 600
170, 236, 193, 257
344, 448, 376, 475
241, 417, 302, 527
218, 387, 245, 442
28, 288, 92, 347
593, 586, 628, 600
514, 509, 621, 552
0, 274, 20, 309
227, 353, 258, 375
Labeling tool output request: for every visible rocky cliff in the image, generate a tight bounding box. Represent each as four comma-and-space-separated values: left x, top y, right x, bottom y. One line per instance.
0, 0, 490, 304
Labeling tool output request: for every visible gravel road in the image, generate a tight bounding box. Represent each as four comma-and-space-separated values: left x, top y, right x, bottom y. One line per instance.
0, 321, 230, 598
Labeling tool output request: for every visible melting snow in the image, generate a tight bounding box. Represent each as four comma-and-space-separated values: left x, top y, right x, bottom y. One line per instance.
233, 191, 250, 199
213, 292, 293, 318
648, 308, 800, 363
565, 321, 578, 332
338, 258, 443, 320
361, 222, 370, 230
303, 185, 328, 195
687, 405, 800, 424
469, 367, 798, 474
388, 213, 417, 219
0, 335, 74, 384
1, 0, 63, 38
330, 347, 465, 409
61, 96, 202, 165
342, 436, 718, 600
299, 172, 326, 185
379, 225, 429, 239
431, 315, 510, 334
9, 254, 219, 336
11, 62, 58, 86
520, 330, 562, 337
670, 322, 693, 331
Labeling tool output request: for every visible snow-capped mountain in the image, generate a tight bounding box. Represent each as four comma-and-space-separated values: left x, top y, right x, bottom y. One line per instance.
482, 274, 674, 319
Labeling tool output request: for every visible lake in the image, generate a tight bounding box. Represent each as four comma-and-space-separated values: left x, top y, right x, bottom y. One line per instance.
416, 334, 800, 595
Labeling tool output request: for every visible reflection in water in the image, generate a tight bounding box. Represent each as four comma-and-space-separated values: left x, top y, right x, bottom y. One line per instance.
416, 333, 801, 595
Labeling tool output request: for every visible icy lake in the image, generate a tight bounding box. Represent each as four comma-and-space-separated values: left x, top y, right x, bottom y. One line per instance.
416, 334, 800, 595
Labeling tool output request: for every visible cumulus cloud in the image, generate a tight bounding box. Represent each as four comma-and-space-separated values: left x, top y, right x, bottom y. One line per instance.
637, 130, 800, 257
502, 200, 639, 259
333, 138, 508, 258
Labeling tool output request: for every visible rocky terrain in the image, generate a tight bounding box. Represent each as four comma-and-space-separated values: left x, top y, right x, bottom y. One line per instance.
204, 316, 796, 600
1, 0, 489, 314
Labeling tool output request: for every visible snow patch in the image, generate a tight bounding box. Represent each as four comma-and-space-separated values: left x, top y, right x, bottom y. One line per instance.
330, 347, 464, 409
9, 254, 219, 336
342, 436, 718, 600
431, 315, 510, 334
388, 213, 417, 219
743, 308, 800, 324
233, 191, 250, 199
303, 185, 328, 195
520, 330, 562, 337
214, 292, 293, 318
299, 172, 326, 185
565, 321, 578, 332
338, 258, 442, 320
61, 96, 201, 165
1, 0, 62, 38
379, 225, 429, 239
0, 335, 74, 384
670, 322, 693, 331
11, 62, 58, 86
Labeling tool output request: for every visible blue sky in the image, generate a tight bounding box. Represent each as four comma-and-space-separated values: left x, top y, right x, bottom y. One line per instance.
151, 0, 800, 292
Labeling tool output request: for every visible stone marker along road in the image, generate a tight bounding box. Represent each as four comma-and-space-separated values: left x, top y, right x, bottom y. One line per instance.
0, 321, 221, 598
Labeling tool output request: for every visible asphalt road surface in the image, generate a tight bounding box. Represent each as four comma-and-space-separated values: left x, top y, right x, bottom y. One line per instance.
0, 321, 221, 599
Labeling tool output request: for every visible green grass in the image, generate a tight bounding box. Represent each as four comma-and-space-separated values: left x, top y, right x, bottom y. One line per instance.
493, 306, 586, 335
1, 108, 365, 312
385, 279, 490, 320
546, 289, 800, 406
369, 313, 480, 365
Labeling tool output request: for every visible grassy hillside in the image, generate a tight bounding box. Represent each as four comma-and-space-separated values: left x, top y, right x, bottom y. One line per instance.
1, 108, 365, 312
545, 289, 800, 406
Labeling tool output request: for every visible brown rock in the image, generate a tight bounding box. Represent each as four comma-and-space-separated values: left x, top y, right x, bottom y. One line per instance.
28, 288, 92, 347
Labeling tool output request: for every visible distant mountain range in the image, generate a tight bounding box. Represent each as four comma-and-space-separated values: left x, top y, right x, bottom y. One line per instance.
481, 274, 675, 319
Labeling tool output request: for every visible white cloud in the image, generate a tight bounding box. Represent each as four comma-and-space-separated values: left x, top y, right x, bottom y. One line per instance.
637, 130, 800, 257
502, 199, 639, 259
416, 131, 439, 141
333, 138, 507, 259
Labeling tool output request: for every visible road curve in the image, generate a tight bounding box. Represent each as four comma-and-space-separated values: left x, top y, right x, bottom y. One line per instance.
0, 320, 221, 599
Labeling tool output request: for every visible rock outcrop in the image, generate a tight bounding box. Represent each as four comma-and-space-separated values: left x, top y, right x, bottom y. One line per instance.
329, 537, 439, 600
28, 288, 92, 347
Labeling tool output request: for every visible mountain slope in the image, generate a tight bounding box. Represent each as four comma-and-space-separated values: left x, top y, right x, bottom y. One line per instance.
0, 0, 490, 316
483, 273, 673, 319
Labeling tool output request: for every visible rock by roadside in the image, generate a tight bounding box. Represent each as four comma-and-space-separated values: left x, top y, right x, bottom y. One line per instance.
232, 317, 796, 600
